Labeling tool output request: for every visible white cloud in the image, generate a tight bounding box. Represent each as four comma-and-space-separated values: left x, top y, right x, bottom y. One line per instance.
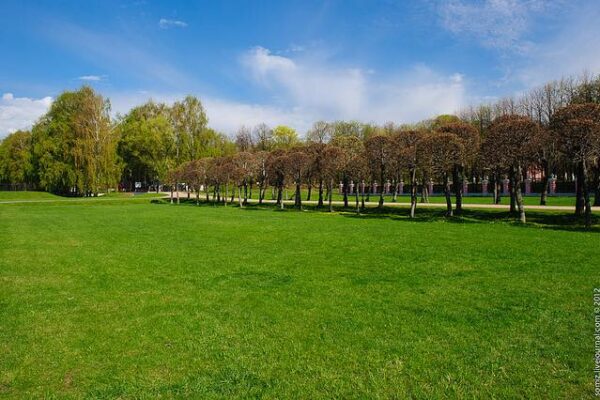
77, 75, 104, 81
438, 0, 551, 51
0, 94, 53, 138
158, 18, 188, 29
240, 46, 466, 127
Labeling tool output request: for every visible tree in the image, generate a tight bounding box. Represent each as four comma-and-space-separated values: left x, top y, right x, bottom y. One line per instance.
436, 121, 480, 214
287, 148, 309, 209
254, 123, 274, 151
272, 125, 299, 149
364, 135, 392, 207
550, 104, 600, 227
321, 145, 344, 212
171, 95, 208, 163
305, 142, 327, 206
306, 121, 332, 144
0, 130, 33, 187
232, 151, 258, 206
331, 135, 365, 209
486, 115, 540, 223
116, 101, 175, 192
266, 150, 290, 209
418, 133, 464, 217
32, 86, 119, 195
235, 126, 254, 152
393, 130, 422, 218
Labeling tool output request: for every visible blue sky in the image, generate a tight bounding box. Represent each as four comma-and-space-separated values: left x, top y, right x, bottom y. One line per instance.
1, 0, 600, 137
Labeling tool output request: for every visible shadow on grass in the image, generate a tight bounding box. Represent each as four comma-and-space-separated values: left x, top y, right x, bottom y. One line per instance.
151, 198, 600, 233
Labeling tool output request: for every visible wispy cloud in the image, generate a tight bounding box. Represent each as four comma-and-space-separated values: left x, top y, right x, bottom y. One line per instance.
438, 0, 552, 52
45, 21, 192, 89
77, 75, 105, 81
158, 18, 188, 29
0, 93, 53, 138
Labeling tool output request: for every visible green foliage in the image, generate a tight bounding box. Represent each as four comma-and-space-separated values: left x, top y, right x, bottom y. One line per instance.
272, 125, 299, 149
0, 130, 33, 184
117, 102, 176, 187
31, 86, 119, 195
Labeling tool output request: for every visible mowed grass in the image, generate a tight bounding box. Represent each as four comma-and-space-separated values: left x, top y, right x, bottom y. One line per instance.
0, 200, 598, 398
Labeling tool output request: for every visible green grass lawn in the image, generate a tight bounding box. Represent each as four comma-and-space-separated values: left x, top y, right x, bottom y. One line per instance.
0, 191, 62, 201
1, 200, 598, 398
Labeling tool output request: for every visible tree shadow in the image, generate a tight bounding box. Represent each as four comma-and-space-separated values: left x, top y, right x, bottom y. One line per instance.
151, 198, 599, 232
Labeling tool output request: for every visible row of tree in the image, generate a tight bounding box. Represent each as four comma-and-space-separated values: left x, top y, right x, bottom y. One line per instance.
1, 73, 599, 225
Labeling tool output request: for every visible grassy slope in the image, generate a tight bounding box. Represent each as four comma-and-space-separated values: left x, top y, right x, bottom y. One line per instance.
0, 201, 597, 398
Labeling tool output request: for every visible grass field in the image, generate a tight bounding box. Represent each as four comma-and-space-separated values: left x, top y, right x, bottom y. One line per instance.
1, 198, 598, 398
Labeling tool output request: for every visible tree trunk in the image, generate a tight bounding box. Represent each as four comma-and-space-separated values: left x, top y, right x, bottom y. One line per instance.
575, 163, 585, 216
170, 184, 174, 204
515, 165, 526, 223
355, 188, 360, 214
307, 182, 312, 201
318, 180, 324, 207
343, 177, 349, 208
361, 183, 365, 209
295, 181, 302, 209
243, 182, 248, 205
176, 183, 180, 204
328, 179, 333, 212
410, 168, 417, 218
593, 159, 600, 207
540, 159, 549, 206
453, 164, 463, 214
238, 186, 243, 208
196, 187, 200, 205
509, 169, 516, 214
276, 185, 283, 208
444, 173, 453, 217
582, 160, 592, 228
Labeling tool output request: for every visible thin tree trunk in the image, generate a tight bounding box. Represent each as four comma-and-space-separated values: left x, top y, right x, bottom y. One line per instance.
576, 163, 585, 216
176, 183, 180, 204
307, 182, 312, 201
276, 184, 283, 208
444, 173, 453, 217
361, 184, 365, 210
343, 177, 349, 208
593, 159, 600, 207
410, 168, 417, 218
318, 179, 324, 207
515, 165, 526, 223
355, 188, 360, 214
295, 181, 302, 209
453, 164, 463, 214
170, 184, 174, 204
540, 159, 549, 206
328, 179, 333, 212
196, 187, 200, 205
582, 160, 592, 228
238, 186, 243, 208
509, 169, 516, 214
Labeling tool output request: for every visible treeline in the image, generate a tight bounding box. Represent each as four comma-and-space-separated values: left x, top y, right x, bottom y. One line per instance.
1, 74, 600, 225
